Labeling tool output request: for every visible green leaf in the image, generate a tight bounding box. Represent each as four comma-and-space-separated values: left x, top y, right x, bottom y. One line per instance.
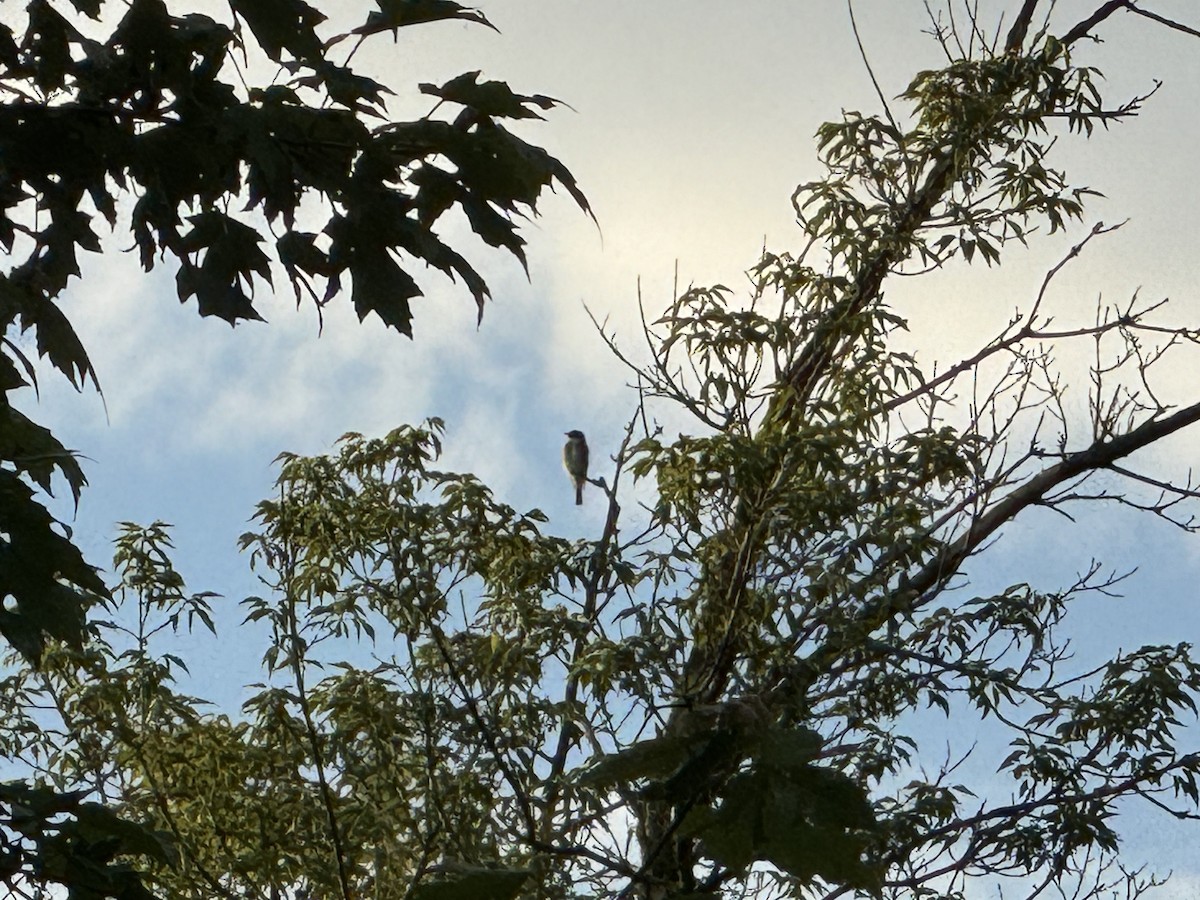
761, 820, 879, 890
0, 782, 169, 900
683, 772, 765, 871
75, 803, 178, 866
681, 758, 881, 889
413, 866, 529, 900
755, 727, 825, 773
580, 731, 711, 788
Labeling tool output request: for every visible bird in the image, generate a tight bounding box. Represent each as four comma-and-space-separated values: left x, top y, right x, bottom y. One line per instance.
563, 430, 589, 505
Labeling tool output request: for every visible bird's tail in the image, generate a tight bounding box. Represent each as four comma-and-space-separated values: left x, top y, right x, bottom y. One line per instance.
575, 481, 583, 505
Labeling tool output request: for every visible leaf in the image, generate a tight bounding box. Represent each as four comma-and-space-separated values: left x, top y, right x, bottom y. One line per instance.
459, 194, 528, 271
175, 211, 272, 323
755, 727, 825, 773
420, 71, 562, 120
0, 400, 86, 502
290, 61, 392, 114
683, 778, 763, 872
3, 781, 88, 829
410, 164, 464, 227
452, 121, 594, 223
761, 820, 879, 890
580, 731, 711, 789
22, 0, 74, 94
413, 866, 529, 900
680, 756, 882, 889
346, 244, 421, 336
277, 231, 333, 303
0, 23, 19, 71
324, 185, 470, 334
229, 0, 325, 63
66, 0, 103, 17
0, 782, 169, 900
0, 349, 29, 392
390, 217, 490, 321
231, 100, 364, 226
75, 803, 178, 866
344, 0, 498, 41
0, 468, 104, 663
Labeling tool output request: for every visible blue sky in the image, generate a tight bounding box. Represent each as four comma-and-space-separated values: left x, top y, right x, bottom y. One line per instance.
17, 0, 1200, 893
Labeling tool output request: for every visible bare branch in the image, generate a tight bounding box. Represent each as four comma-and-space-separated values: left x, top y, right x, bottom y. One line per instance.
1126, 3, 1200, 39
1060, 1, 1131, 46
1005, 0, 1046, 52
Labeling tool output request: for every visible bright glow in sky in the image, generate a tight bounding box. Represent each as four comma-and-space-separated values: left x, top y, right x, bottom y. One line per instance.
21, 1, 1200, 892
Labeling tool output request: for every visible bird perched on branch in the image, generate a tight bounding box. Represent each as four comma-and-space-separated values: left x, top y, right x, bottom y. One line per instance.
563, 430, 589, 505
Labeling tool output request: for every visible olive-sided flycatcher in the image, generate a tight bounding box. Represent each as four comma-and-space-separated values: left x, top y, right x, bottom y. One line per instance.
563, 430, 589, 505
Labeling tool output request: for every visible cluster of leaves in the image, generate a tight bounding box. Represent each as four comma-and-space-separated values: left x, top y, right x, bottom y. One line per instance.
2, 429, 582, 899
795, 32, 1129, 279
0, 781, 175, 900
584, 709, 882, 890
599, 5, 1200, 898
0, 0, 589, 664
0, 1, 588, 897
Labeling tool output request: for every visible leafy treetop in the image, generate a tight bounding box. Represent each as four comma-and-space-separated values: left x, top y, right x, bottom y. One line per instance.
0, 2, 588, 897
0, 0, 590, 664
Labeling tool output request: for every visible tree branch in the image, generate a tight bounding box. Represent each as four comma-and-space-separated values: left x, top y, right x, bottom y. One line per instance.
282, 562, 354, 900
908, 400, 1200, 602
1126, 4, 1200, 39
1060, 1, 1131, 46
1005, 0, 1046, 52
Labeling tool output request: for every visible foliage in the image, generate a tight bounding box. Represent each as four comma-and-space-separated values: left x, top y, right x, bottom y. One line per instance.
5, 3, 1200, 900
0, 0, 586, 896
0, 0, 589, 663
0, 780, 175, 900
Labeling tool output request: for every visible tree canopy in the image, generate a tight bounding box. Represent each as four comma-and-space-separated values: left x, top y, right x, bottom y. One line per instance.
5, 2, 1200, 900
0, 0, 589, 665
0, 0, 587, 895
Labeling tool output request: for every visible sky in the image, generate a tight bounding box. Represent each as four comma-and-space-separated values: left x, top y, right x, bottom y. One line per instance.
16, 0, 1200, 894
